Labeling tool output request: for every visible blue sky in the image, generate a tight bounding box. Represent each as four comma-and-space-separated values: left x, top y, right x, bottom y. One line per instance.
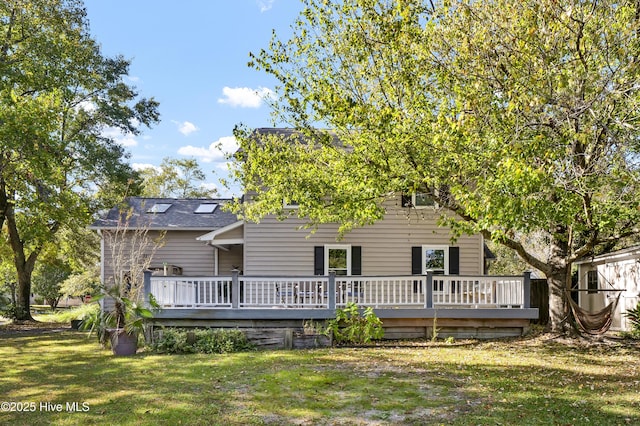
84, 0, 303, 197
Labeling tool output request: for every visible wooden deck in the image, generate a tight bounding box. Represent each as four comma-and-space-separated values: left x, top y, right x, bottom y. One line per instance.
143, 271, 539, 339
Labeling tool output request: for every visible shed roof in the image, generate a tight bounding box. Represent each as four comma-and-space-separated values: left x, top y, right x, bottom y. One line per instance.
89, 197, 239, 231
575, 245, 640, 265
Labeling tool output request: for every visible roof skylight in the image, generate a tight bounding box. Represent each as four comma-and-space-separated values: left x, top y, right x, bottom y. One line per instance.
194, 203, 218, 214
147, 203, 172, 213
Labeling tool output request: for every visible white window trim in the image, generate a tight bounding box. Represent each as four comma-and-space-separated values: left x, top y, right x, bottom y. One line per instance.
422, 245, 449, 275
412, 192, 438, 209
325, 244, 351, 276
587, 269, 599, 294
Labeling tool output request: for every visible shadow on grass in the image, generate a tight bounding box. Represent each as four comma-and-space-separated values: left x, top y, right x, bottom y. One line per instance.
0, 332, 638, 425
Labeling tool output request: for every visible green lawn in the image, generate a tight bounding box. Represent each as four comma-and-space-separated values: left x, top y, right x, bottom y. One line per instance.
0, 327, 638, 425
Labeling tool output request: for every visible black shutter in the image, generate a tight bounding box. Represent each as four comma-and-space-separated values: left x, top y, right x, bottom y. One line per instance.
401, 193, 412, 207
314, 246, 324, 275
351, 246, 362, 275
411, 246, 422, 275
449, 247, 460, 275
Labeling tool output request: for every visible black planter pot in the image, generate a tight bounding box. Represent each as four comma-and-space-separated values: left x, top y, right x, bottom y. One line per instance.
70, 319, 84, 330
107, 329, 138, 356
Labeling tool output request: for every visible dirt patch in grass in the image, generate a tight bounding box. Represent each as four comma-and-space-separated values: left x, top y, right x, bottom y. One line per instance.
0, 320, 70, 336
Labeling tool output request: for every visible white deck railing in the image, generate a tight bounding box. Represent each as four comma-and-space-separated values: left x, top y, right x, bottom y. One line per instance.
336, 276, 427, 307
432, 276, 524, 307
149, 273, 528, 310
239, 277, 329, 308
151, 277, 232, 308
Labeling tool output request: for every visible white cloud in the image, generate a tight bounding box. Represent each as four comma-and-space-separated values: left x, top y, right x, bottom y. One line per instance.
215, 161, 233, 172
75, 100, 97, 113
102, 127, 138, 147
200, 182, 219, 194
257, 0, 275, 12
217, 86, 273, 108
132, 163, 159, 172
172, 120, 199, 136
178, 136, 238, 163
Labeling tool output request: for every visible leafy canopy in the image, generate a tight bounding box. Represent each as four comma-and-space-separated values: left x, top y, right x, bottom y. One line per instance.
234, 0, 640, 277
0, 0, 159, 319
138, 157, 217, 198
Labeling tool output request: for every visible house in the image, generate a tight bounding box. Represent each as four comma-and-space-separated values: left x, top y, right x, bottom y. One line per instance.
89, 197, 242, 279
575, 246, 640, 332
91, 194, 538, 340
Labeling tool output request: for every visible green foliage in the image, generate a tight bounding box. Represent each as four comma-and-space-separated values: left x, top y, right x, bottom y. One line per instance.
59, 267, 100, 301
0, 0, 159, 320
0, 258, 16, 318
139, 157, 217, 198
32, 259, 72, 309
324, 302, 384, 345
81, 294, 158, 349
235, 0, 640, 332
151, 328, 254, 354
623, 302, 640, 339
35, 302, 99, 324
0, 293, 16, 319
431, 311, 440, 342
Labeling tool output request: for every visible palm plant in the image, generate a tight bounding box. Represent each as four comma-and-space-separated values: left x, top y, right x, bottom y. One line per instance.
624, 302, 640, 338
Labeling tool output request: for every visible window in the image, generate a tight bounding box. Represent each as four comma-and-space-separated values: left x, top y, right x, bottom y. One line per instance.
315, 245, 361, 276
146, 203, 172, 213
194, 203, 218, 213
283, 199, 300, 209
423, 246, 448, 275
587, 270, 598, 294
325, 245, 351, 276
412, 192, 436, 208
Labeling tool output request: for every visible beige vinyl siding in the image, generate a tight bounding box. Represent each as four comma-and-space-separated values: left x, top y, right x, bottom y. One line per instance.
243, 198, 483, 276
151, 231, 216, 275
102, 230, 216, 281
215, 224, 243, 240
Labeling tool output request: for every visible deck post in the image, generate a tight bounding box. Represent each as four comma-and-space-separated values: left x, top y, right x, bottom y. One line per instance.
231, 269, 240, 309
425, 271, 433, 309
143, 270, 152, 307
328, 271, 336, 310
523, 271, 531, 309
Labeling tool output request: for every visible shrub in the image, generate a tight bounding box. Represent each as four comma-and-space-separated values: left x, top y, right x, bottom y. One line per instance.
151, 328, 254, 354
324, 302, 384, 345
35, 303, 99, 324
624, 302, 640, 339
0, 295, 16, 319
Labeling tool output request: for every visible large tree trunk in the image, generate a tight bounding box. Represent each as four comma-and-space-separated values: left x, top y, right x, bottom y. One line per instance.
6, 202, 37, 321
547, 268, 570, 333
547, 229, 572, 333
15, 267, 34, 321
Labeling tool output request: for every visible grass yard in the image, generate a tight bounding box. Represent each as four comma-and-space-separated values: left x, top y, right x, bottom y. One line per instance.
0, 325, 638, 425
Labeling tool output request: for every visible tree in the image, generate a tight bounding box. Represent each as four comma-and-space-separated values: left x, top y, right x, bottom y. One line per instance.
0, 244, 17, 317
232, 0, 640, 332
138, 157, 217, 198
59, 265, 100, 303
0, 0, 159, 320
32, 259, 72, 309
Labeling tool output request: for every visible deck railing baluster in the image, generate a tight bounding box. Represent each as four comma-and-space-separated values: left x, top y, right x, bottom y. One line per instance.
148, 273, 526, 310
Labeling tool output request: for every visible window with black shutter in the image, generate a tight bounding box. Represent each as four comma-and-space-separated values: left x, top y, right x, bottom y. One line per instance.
314, 245, 361, 275
411, 245, 459, 275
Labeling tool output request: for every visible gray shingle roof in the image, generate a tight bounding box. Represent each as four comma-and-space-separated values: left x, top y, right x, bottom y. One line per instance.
89, 197, 240, 231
